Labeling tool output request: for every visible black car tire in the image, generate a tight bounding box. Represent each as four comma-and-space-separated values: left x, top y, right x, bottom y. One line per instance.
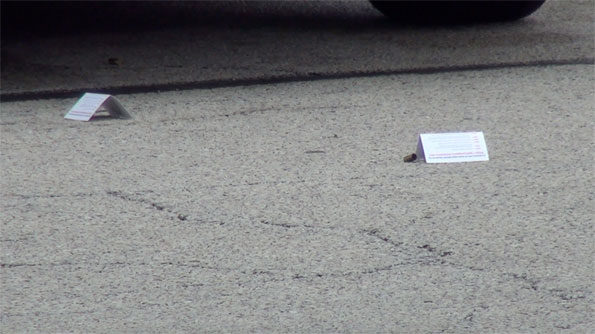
369, 1, 546, 23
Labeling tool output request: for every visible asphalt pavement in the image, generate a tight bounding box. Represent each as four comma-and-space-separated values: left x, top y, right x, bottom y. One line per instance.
1, 0, 593, 333
1, 0, 593, 99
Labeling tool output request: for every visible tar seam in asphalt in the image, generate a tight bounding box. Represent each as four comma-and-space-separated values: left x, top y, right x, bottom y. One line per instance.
1, 58, 592, 102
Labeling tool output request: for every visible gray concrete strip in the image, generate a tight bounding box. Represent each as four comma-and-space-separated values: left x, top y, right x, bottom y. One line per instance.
1, 64, 592, 332
2, 0, 593, 99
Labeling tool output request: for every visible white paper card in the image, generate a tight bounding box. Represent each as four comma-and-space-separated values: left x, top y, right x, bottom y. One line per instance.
416, 132, 489, 163
65, 93, 130, 121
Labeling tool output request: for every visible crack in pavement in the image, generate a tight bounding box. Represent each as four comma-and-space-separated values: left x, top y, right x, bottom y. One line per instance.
199, 179, 308, 191
105, 190, 222, 225
0, 260, 409, 283
362, 228, 404, 248
4, 191, 587, 305
2, 259, 588, 304
503, 272, 540, 291
361, 227, 456, 261
258, 219, 336, 230
356, 229, 591, 304
4, 192, 99, 200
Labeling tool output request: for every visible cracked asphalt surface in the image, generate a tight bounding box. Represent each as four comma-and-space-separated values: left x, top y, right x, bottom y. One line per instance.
1, 0, 594, 333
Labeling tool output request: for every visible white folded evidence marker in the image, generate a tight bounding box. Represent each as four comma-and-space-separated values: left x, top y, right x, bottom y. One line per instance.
409, 131, 489, 163
65, 93, 130, 121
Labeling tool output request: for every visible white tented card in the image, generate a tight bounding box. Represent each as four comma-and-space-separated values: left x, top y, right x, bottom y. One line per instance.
65, 93, 130, 121
416, 132, 489, 163
65, 93, 110, 121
